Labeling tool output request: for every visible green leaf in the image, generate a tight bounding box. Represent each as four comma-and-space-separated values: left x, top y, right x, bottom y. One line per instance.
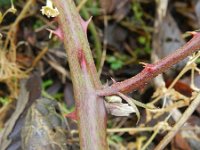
107, 56, 124, 70
138, 36, 146, 45
110, 60, 123, 70
132, 2, 143, 21
107, 56, 116, 63
42, 79, 53, 90
0, 97, 9, 105
110, 135, 123, 143
33, 20, 44, 29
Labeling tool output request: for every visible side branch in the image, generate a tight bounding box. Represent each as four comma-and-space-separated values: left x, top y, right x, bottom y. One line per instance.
98, 33, 200, 96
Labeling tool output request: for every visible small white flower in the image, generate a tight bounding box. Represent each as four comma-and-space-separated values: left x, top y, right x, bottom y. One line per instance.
41, 0, 59, 18
9, 0, 17, 14
8, 5, 17, 14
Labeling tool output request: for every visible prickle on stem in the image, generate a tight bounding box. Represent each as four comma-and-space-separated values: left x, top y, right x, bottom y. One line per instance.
140, 62, 156, 72
47, 27, 64, 40
80, 16, 92, 34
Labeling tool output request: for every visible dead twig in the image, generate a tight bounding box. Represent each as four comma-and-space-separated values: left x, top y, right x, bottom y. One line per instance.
154, 92, 200, 150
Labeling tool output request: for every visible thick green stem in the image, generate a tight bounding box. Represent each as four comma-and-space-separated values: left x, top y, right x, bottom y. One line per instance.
52, 0, 108, 149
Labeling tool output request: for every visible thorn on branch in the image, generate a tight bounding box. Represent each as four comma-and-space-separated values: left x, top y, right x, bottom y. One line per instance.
187, 31, 198, 37
65, 110, 78, 121
80, 16, 92, 34
47, 27, 64, 40
140, 62, 156, 72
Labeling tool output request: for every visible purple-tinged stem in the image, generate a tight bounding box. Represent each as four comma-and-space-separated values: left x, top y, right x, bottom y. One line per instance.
97, 33, 200, 96
52, 0, 108, 149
